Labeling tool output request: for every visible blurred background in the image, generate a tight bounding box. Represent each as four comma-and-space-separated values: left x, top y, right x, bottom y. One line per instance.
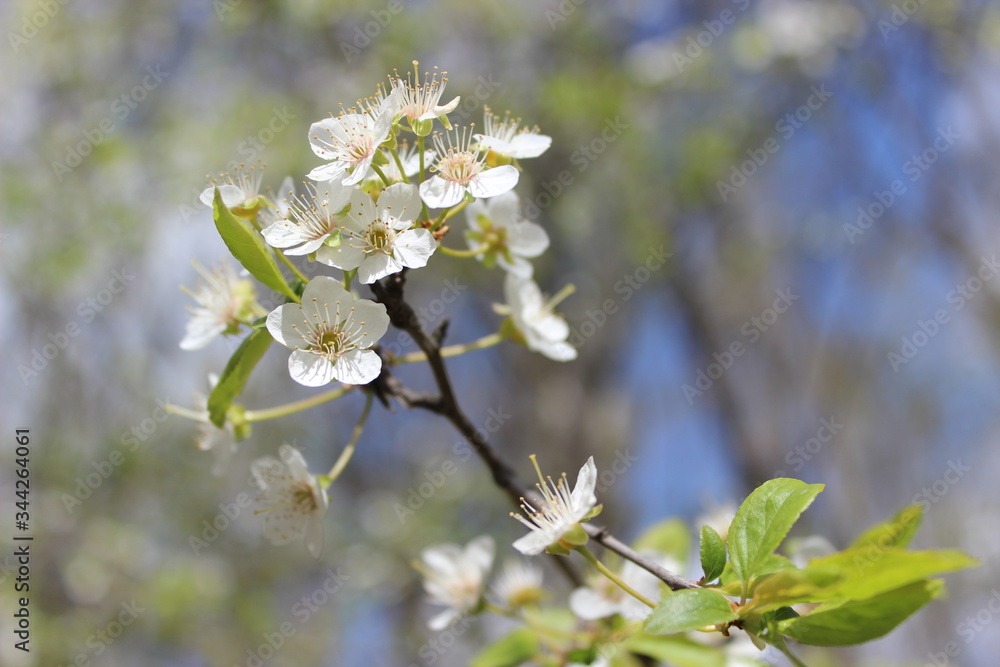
2, 0, 999, 665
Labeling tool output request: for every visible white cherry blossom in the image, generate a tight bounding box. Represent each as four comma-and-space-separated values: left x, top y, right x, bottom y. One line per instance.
307, 110, 392, 186
420, 127, 519, 209
179, 260, 260, 350
474, 108, 552, 160
320, 183, 436, 284
511, 457, 597, 556
261, 182, 353, 260
266, 277, 390, 386
465, 191, 549, 277
199, 162, 266, 211
420, 536, 494, 630
251, 444, 329, 558
390, 63, 460, 126
492, 559, 544, 609
504, 274, 577, 362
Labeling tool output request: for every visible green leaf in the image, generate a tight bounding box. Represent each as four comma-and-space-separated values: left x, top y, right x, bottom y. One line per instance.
808, 548, 976, 602
212, 187, 296, 299
633, 517, 692, 565
749, 548, 975, 613
470, 628, 538, 667
700, 525, 727, 582
728, 479, 824, 589
851, 504, 923, 551
777, 579, 944, 646
207, 328, 272, 427
624, 634, 726, 667
644, 589, 737, 635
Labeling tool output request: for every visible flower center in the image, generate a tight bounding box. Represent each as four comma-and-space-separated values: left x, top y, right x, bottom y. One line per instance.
438, 151, 483, 186
292, 483, 317, 512
367, 224, 392, 252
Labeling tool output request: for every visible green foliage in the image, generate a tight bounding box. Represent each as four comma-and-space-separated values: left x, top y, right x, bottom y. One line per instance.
207, 328, 272, 427
850, 504, 923, 550
727, 479, 825, 592
212, 187, 297, 300
644, 589, 737, 635
699, 525, 727, 583
470, 628, 539, 667
623, 634, 727, 667
777, 580, 944, 646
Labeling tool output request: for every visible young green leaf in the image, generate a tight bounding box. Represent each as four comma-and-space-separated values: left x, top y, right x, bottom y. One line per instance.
777, 579, 944, 646
644, 589, 737, 635
213, 187, 297, 300
469, 628, 538, 667
727, 478, 825, 589
700, 525, 727, 582
207, 328, 272, 427
851, 504, 923, 551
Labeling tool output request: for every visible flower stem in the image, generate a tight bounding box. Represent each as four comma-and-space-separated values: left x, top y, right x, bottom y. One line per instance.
371, 162, 392, 188
389, 147, 410, 184
438, 244, 489, 258
163, 403, 209, 422
275, 249, 309, 288
244, 385, 354, 423
326, 391, 374, 483
392, 333, 503, 365
418, 135, 426, 182
577, 546, 656, 609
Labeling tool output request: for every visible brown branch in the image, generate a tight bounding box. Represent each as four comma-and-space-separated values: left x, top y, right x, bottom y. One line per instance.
370, 269, 700, 592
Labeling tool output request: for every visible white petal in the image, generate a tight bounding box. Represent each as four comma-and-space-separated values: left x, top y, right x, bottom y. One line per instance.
378, 183, 421, 224
283, 235, 327, 256
316, 243, 365, 271
509, 133, 552, 159
266, 304, 309, 349
512, 529, 558, 556
288, 350, 337, 387
358, 252, 404, 284
570, 457, 598, 513
348, 190, 379, 227
506, 222, 549, 258
304, 513, 326, 559
464, 199, 488, 234
535, 340, 578, 362
180, 319, 227, 350
569, 587, 622, 620
331, 348, 382, 385
496, 254, 534, 279
308, 118, 346, 159
343, 154, 375, 186
485, 190, 521, 227
419, 176, 467, 209
467, 165, 519, 199
428, 608, 462, 631
465, 536, 495, 575
200, 184, 245, 209
316, 242, 366, 270
303, 275, 352, 302
279, 444, 309, 479
418, 96, 461, 120
261, 219, 311, 249
349, 299, 391, 345
393, 229, 437, 270
307, 162, 348, 182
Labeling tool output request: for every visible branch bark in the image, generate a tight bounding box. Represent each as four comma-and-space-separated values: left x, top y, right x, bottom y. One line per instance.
371, 270, 699, 592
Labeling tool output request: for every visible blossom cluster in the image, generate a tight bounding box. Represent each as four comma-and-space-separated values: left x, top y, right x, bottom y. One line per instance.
173, 63, 576, 558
